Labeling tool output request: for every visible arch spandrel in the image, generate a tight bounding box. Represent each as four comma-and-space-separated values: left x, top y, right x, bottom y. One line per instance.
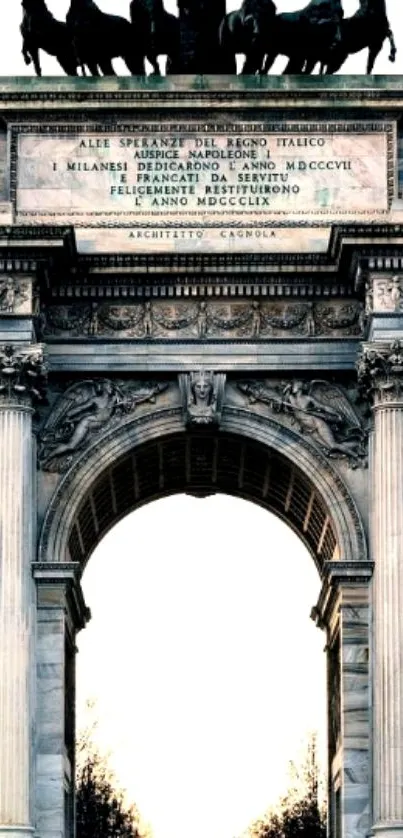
37, 398, 368, 574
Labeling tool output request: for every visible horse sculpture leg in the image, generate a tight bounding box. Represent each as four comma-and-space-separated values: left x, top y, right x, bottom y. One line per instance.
261, 51, 277, 73
87, 61, 101, 75
30, 46, 42, 75
303, 57, 318, 74
242, 42, 266, 74
387, 27, 397, 62
22, 42, 32, 65
242, 54, 261, 73
58, 52, 80, 75
145, 51, 161, 75
366, 39, 383, 73
283, 56, 305, 72
217, 19, 238, 75
124, 54, 146, 75
324, 46, 346, 74
99, 58, 116, 74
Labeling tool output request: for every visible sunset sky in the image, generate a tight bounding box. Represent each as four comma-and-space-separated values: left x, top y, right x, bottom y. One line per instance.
76, 496, 326, 838
0, 3, 394, 838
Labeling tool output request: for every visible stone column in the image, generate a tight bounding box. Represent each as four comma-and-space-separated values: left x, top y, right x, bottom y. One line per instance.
0, 344, 47, 838
358, 339, 403, 838
33, 564, 90, 838
313, 562, 373, 838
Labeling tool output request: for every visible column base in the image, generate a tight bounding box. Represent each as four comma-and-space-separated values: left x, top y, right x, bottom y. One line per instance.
373, 825, 403, 837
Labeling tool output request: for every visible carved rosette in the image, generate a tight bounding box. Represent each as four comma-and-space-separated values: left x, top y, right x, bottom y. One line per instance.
0, 344, 47, 408
357, 341, 403, 406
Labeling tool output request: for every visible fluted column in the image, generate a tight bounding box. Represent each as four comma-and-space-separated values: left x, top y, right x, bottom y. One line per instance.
358, 341, 403, 838
0, 345, 46, 838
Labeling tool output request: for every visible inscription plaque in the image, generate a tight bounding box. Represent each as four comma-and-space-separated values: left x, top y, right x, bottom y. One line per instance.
13, 122, 394, 253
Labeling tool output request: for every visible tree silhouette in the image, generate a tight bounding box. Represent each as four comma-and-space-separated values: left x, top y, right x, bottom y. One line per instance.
76, 712, 149, 838
247, 735, 326, 838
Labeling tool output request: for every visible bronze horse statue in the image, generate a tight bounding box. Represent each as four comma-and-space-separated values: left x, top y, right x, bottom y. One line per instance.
219, 0, 277, 74
21, 0, 85, 76
129, 0, 180, 75
322, 0, 396, 74
260, 0, 344, 73
66, 0, 145, 75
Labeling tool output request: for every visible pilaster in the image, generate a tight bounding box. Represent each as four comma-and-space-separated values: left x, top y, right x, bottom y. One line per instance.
0, 344, 46, 838
358, 337, 403, 838
313, 562, 373, 838
32, 564, 90, 838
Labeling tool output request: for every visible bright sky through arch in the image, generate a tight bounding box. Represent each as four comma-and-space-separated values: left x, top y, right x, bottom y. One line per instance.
76, 494, 326, 838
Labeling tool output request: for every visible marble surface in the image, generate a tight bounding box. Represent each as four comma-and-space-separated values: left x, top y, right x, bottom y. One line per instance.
35, 601, 67, 838
340, 599, 371, 838
372, 398, 403, 836
0, 408, 34, 838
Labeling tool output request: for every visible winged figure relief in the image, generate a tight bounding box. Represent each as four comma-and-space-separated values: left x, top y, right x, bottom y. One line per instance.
281, 380, 367, 465
39, 379, 169, 471
237, 378, 367, 467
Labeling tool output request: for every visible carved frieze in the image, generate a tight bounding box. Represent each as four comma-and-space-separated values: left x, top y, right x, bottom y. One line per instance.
0, 343, 47, 405
41, 300, 365, 340
179, 371, 226, 426
235, 378, 368, 468
39, 379, 169, 472
357, 341, 403, 403
43, 304, 93, 336
38, 370, 370, 474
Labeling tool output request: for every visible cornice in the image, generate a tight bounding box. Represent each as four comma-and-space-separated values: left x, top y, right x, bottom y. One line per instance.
312, 561, 374, 630
2, 77, 403, 111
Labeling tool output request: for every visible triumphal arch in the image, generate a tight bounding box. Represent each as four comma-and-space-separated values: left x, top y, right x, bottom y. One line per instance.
2, 74, 403, 838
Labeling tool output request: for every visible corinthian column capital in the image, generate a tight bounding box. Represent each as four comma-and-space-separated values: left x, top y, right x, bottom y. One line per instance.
0, 343, 47, 407
357, 340, 403, 406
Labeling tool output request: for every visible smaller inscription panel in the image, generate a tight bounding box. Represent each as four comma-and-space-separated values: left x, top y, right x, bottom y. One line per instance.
14, 123, 393, 225
75, 225, 330, 254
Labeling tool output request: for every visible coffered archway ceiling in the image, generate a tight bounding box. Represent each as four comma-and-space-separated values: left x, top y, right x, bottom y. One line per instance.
67, 431, 339, 573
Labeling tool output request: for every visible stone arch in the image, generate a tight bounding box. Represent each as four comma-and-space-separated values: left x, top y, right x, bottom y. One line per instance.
38, 405, 368, 572
36, 404, 371, 838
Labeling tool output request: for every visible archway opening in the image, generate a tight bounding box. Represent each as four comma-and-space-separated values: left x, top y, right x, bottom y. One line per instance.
38, 426, 370, 838
66, 431, 340, 573
76, 493, 326, 838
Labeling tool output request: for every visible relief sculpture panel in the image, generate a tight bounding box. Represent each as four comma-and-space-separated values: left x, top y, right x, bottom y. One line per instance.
39, 379, 171, 472
42, 299, 365, 340
230, 378, 368, 468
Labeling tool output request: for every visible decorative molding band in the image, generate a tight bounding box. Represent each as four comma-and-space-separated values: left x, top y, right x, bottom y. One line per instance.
41, 300, 365, 341
32, 562, 91, 629
312, 561, 374, 629
2, 81, 403, 109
